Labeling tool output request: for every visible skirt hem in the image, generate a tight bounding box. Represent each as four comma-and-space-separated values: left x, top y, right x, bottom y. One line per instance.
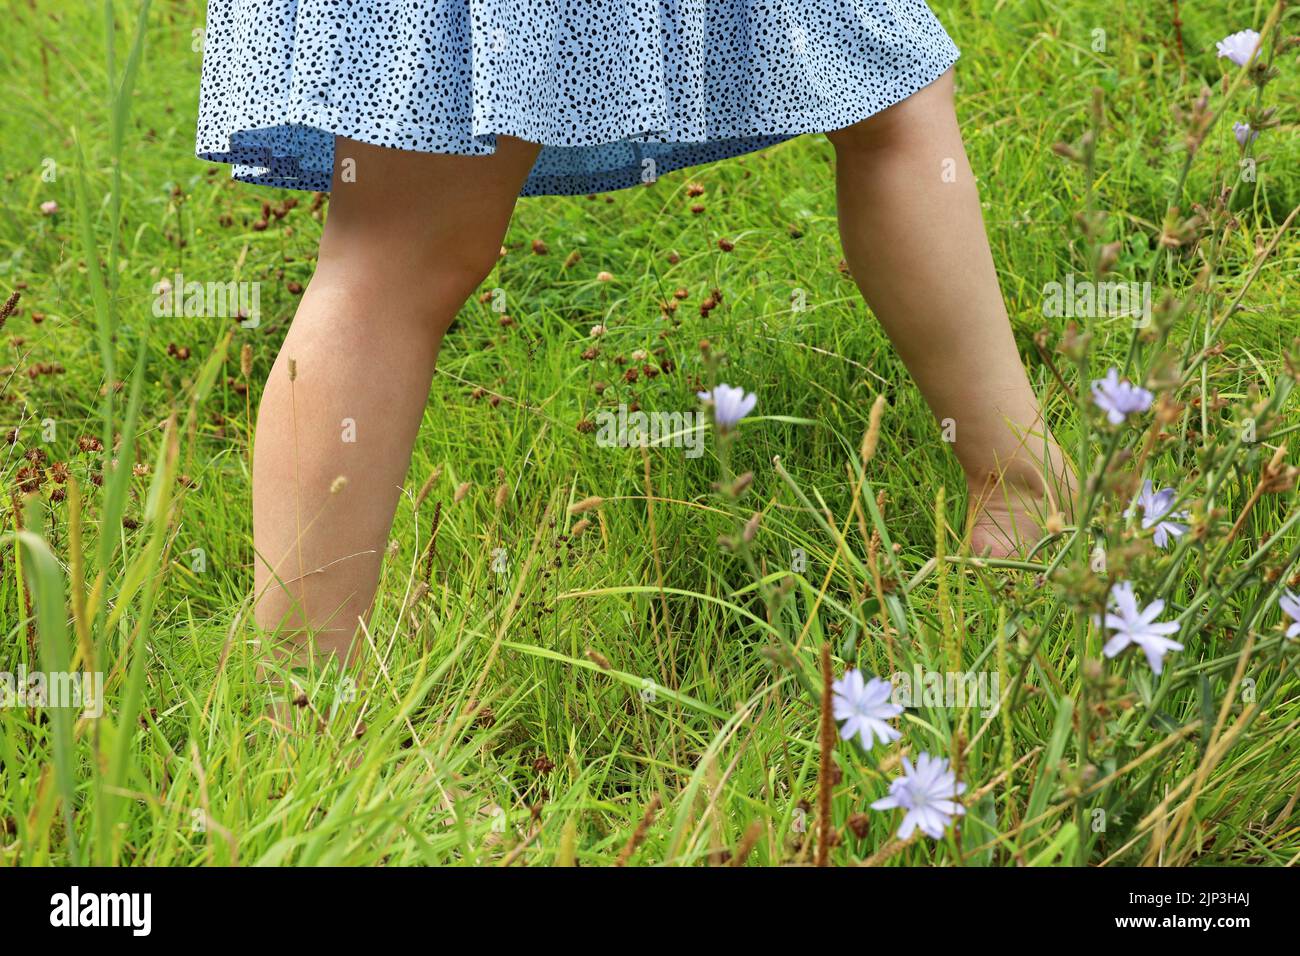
196, 51, 960, 197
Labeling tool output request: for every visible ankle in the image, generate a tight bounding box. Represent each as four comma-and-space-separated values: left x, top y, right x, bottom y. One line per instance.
963, 446, 1076, 518
963, 459, 1048, 496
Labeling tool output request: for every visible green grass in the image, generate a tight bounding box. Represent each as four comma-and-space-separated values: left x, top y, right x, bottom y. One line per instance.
1, 0, 1298, 866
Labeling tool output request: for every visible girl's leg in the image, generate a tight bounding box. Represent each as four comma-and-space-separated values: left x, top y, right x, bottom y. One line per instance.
828, 68, 1072, 556
252, 135, 540, 660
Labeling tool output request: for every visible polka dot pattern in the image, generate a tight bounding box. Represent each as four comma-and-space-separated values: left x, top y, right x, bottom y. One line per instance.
196, 0, 960, 196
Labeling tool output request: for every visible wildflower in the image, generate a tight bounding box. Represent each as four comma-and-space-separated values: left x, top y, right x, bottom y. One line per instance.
589, 324, 606, 338
1127, 480, 1189, 548
697, 383, 757, 430
870, 753, 966, 840
1216, 29, 1261, 67
1091, 367, 1153, 424
1098, 581, 1183, 675
1233, 121, 1258, 147
40, 201, 59, 216
1279, 591, 1300, 639
831, 669, 901, 751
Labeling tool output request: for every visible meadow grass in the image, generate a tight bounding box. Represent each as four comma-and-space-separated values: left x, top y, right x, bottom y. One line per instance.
0, 0, 1298, 866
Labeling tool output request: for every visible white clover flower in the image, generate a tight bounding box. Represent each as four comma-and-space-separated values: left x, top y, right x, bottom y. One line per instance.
831, 669, 901, 751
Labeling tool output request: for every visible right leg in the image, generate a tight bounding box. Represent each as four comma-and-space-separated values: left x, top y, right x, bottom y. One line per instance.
252, 135, 540, 662
828, 72, 1074, 556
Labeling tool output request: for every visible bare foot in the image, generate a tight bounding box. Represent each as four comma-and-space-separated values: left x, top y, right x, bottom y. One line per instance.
966, 452, 1076, 559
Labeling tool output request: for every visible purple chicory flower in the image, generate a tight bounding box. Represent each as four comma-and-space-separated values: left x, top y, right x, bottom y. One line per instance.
1091, 367, 1153, 425
1279, 591, 1300, 639
870, 753, 966, 840
1127, 480, 1189, 549
831, 669, 902, 751
697, 383, 756, 430
1233, 122, 1259, 147
1098, 581, 1184, 675
1216, 29, 1261, 67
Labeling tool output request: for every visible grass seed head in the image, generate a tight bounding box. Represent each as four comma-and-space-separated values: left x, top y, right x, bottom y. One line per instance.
0, 290, 19, 329
860, 394, 886, 466
569, 495, 603, 515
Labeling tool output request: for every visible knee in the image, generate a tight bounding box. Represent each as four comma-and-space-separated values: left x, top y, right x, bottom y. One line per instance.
432, 241, 503, 301
826, 68, 955, 153
319, 229, 503, 312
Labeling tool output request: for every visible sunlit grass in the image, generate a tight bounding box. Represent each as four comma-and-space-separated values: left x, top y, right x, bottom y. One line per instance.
0, 0, 1297, 866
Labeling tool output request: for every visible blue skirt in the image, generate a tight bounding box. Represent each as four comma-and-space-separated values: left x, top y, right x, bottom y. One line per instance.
195, 0, 959, 197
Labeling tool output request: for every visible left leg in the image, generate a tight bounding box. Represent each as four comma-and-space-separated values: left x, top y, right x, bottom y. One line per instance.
828, 68, 1073, 556
251, 135, 541, 662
